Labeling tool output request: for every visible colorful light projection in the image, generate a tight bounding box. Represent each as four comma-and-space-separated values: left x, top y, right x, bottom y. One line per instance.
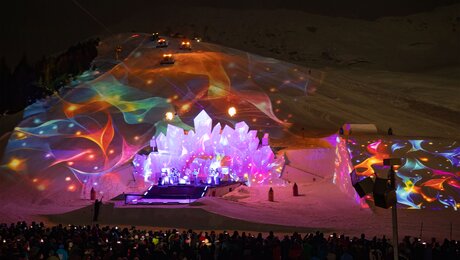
133, 110, 284, 186
0, 75, 185, 195
1, 36, 314, 195
348, 138, 460, 210
331, 136, 369, 207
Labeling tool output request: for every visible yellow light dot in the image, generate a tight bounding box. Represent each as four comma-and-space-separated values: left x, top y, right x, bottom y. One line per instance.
228, 107, 237, 117
147, 79, 153, 84
76, 131, 81, 135
67, 105, 77, 112
181, 104, 190, 112
137, 118, 143, 122
419, 157, 429, 162
16, 132, 25, 139
7, 158, 24, 171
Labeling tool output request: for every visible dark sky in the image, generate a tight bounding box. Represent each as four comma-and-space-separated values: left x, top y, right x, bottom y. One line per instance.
1, 0, 459, 67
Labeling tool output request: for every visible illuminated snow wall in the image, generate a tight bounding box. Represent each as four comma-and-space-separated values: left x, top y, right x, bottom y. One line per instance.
332, 136, 365, 206
348, 138, 460, 210
133, 110, 284, 186
0, 34, 314, 197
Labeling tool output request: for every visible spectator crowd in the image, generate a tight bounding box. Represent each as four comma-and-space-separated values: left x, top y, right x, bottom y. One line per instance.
0, 222, 458, 260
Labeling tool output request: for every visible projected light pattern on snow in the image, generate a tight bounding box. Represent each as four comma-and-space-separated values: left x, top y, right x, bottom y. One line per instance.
1, 75, 180, 193
332, 136, 369, 207
348, 138, 460, 210
133, 110, 284, 186
1, 35, 311, 195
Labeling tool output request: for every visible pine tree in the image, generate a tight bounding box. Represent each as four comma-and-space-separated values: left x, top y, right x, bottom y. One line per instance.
0, 57, 12, 113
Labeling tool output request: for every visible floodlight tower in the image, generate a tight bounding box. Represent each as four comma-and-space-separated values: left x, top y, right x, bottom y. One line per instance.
351, 157, 402, 260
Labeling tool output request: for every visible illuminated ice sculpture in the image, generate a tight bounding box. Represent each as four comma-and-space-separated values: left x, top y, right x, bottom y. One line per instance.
133, 110, 284, 186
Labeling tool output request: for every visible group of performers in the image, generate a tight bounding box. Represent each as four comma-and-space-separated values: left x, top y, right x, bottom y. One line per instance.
158, 167, 232, 186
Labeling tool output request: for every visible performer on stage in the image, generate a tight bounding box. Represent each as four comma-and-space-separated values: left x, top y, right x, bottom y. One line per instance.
192, 169, 199, 185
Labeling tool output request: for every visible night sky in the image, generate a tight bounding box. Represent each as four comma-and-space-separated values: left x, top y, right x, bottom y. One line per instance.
1, 0, 459, 67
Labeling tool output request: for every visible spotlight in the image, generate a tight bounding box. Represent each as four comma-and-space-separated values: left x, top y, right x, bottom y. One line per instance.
228, 107, 236, 117
165, 112, 174, 121
350, 169, 374, 198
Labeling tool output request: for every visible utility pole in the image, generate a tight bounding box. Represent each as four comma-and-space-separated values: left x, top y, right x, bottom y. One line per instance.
384, 158, 401, 260
390, 164, 399, 260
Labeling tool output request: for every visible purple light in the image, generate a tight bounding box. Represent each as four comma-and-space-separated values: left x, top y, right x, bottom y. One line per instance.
133, 110, 284, 186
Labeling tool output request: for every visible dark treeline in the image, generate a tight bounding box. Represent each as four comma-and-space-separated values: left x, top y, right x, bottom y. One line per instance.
0, 39, 99, 114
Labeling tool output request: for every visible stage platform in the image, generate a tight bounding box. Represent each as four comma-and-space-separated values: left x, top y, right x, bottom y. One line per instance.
122, 182, 243, 205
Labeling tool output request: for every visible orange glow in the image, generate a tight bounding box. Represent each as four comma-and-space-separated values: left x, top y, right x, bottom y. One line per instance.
422, 178, 446, 191
77, 115, 115, 157
67, 184, 76, 192
16, 132, 26, 139
181, 103, 191, 112
354, 157, 383, 177
163, 54, 172, 57
67, 105, 78, 112
7, 157, 25, 171
419, 157, 429, 162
